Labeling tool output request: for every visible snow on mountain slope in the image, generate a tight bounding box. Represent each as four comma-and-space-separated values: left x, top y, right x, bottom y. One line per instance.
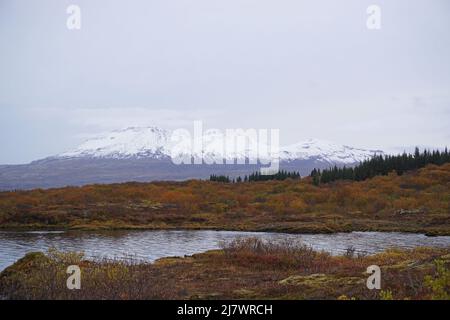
60, 127, 170, 159
58, 127, 383, 164
59, 127, 264, 161
280, 139, 383, 164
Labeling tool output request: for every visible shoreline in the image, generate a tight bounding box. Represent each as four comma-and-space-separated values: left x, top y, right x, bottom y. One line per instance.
1, 224, 449, 236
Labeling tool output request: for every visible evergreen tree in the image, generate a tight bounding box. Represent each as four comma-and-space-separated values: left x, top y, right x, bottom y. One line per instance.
309, 147, 450, 185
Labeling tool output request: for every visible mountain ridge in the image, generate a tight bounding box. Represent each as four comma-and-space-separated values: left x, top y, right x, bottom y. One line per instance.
0, 126, 384, 190
54, 126, 383, 165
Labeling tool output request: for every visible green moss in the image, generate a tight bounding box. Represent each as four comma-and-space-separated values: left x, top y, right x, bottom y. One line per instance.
386, 260, 436, 272
154, 256, 194, 266
424, 259, 450, 300
233, 289, 256, 297
278, 273, 364, 287
190, 292, 223, 300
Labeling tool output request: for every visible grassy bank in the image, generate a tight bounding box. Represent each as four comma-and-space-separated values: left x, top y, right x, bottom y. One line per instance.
1, 238, 449, 300
0, 163, 449, 235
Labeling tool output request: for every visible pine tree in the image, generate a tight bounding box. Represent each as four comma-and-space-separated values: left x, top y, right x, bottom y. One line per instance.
310, 147, 450, 184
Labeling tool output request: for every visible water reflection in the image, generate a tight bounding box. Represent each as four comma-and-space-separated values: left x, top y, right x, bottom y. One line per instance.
0, 230, 449, 271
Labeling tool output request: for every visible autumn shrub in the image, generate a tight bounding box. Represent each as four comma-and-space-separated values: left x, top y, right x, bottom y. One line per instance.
220, 237, 331, 271
424, 259, 450, 300
289, 199, 308, 213
0, 163, 449, 235
0, 249, 175, 300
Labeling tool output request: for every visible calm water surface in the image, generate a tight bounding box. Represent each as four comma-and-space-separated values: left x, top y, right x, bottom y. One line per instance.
1, 230, 449, 271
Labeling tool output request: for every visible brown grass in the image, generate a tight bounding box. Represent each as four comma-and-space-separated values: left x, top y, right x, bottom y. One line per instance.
0, 163, 449, 235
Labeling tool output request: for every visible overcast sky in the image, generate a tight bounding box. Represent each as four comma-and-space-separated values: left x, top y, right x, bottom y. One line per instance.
1, 0, 449, 164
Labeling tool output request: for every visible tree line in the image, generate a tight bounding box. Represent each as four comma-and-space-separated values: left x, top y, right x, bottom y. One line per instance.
210, 170, 301, 183
310, 147, 450, 185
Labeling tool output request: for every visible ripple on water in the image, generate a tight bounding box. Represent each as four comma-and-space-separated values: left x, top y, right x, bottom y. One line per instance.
0, 230, 449, 271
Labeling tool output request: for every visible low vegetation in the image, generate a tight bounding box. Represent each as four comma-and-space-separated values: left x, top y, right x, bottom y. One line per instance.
0, 163, 449, 235
1, 239, 448, 300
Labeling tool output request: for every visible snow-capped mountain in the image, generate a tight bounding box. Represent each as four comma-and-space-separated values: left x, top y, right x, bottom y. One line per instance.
280, 139, 382, 165
0, 126, 384, 190
60, 127, 171, 159
57, 126, 382, 165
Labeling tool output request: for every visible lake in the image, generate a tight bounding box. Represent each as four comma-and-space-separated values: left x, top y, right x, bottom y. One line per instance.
1, 230, 449, 271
